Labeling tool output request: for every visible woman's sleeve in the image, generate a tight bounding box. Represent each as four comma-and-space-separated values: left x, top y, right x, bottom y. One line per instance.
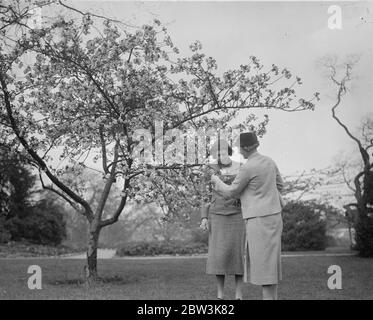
200, 203, 210, 219
200, 164, 218, 219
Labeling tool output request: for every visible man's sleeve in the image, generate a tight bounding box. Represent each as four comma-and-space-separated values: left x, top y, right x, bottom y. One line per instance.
275, 164, 284, 193
214, 165, 251, 199
275, 164, 286, 209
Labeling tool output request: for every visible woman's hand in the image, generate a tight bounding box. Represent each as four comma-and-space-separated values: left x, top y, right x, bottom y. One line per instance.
200, 218, 209, 231
211, 175, 220, 185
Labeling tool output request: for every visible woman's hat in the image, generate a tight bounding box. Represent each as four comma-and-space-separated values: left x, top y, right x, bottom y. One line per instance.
210, 139, 233, 157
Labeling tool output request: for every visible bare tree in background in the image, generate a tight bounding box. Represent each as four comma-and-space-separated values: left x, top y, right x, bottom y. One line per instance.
321, 55, 373, 256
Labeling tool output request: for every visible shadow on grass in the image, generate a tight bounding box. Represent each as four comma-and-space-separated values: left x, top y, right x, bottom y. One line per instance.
48, 275, 140, 286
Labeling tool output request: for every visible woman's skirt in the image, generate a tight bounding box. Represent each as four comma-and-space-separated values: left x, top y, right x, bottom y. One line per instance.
206, 213, 245, 275
244, 213, 283, 285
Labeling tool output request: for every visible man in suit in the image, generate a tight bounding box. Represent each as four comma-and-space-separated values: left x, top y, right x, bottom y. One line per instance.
211, 132, 284, 300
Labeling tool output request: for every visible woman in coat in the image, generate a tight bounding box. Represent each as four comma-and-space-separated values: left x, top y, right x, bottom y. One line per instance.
200, 139, 245, 300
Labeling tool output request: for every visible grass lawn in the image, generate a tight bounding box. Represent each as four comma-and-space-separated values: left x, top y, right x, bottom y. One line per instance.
0, 255, 372, 300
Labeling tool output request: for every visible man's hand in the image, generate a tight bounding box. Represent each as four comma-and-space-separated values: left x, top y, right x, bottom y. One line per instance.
200, 218, 209, 231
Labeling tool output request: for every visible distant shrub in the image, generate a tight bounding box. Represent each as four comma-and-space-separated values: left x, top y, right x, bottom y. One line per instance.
117, 241, 207, 256
282, 201, 328, 251
0, 217, 11, 244
5, 200, 66, 246
190, 228, 208, 245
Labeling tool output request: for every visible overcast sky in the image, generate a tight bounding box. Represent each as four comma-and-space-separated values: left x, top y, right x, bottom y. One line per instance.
52, 1, 373, 175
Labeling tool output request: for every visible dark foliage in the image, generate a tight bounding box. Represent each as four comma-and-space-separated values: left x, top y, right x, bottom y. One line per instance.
364, 171, 373, 205
0, 149, 66, 245
5, 199, 66, 246
355, 215, 373, 257
0, 217, 11, 244
282, 201, 329, 251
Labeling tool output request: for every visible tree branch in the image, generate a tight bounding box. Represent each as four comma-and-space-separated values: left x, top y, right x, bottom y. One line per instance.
99, 125, 109, 174
100, 178, 130, 227
95, 141, 120, 222
57, 0, 136, 28
0, 72, 94, 221
330, 64, 370, 167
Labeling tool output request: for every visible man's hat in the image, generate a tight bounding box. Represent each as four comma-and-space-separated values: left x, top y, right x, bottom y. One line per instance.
236, 132, 259, 149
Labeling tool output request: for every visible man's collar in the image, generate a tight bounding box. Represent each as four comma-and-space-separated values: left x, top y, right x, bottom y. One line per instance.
245, 150, 259, 160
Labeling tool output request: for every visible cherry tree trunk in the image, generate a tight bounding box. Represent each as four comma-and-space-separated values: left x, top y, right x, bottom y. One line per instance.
86, 222, 100, 282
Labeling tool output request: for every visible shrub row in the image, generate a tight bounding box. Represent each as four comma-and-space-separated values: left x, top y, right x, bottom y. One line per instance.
0, 241, 85, 258
116, 241, 208, 256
